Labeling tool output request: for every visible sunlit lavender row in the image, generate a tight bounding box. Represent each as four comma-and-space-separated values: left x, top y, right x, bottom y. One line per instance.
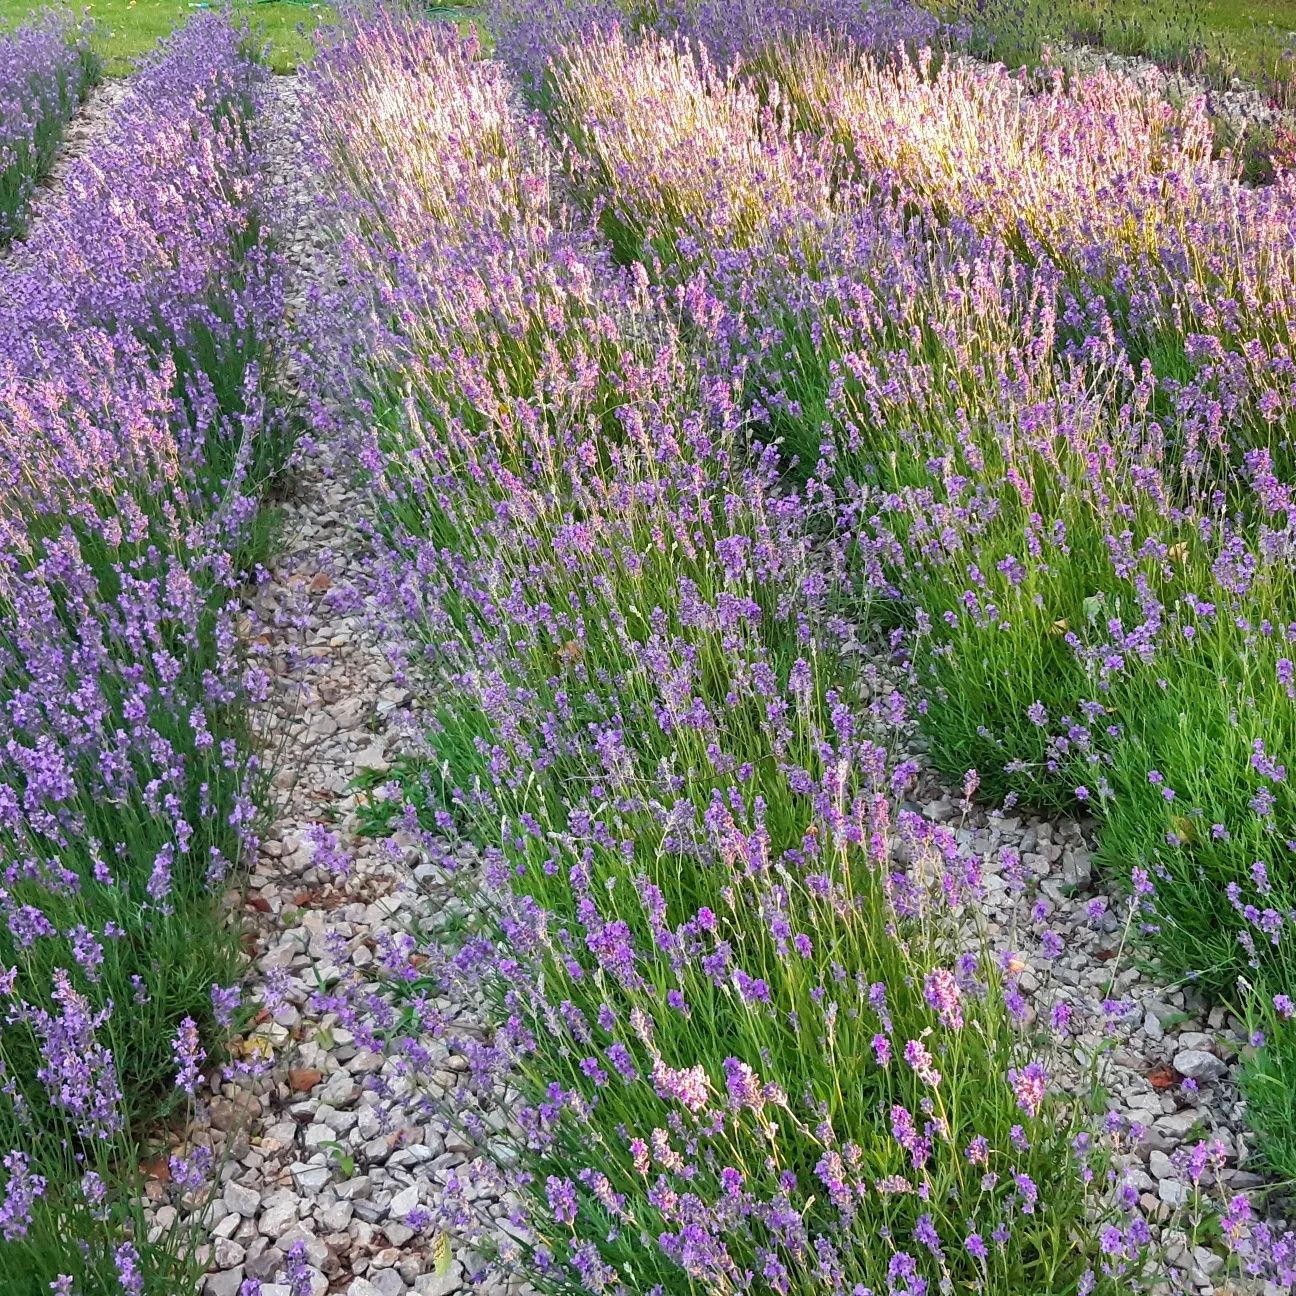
504, 0, 1296, 1176
0, 12, 287, 1291
0, 5, 98, 241
295, 6, 1296, 1294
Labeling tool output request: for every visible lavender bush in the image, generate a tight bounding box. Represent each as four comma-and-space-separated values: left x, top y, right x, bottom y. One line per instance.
0, 12, 287, 1289
295, 13, 1243, 1293
513, 0, 1296, 1197
0, 5, 98, 242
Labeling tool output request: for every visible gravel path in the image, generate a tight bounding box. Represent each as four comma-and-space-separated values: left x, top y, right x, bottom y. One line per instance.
177, 76, 516, 1296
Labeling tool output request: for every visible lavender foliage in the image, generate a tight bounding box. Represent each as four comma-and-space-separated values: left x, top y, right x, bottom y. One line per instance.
0, 11, 286, 1288
0, 6, 98, 242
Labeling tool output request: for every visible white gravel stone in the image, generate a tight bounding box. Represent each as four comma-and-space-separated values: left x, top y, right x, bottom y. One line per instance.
1174, 1049, 1228, 1082
205, 1269, 246, 1296
372, 1272, 409, 1296
213, 1238, 246, 1269
223, 1181, 260, 1219
1148, 1150, 1175, 1180
258, 1201, 299, 1239
1157, 1109, 1204, 1138
291, 1164, 332, 1194
335, 1175, 373, 1201
319, 1200, 354, 1231
415, 1266, 464, 1296
389, 1184, 420, 1219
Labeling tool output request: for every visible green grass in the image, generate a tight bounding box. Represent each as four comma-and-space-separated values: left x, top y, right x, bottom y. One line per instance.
1110, 0, 1296, 78
0, 0, 334, 73
939, 0, 1296, 103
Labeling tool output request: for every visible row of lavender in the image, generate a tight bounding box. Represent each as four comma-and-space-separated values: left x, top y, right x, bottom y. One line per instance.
302, 10, 1289, 1294
498, 0, 1296, 1185
0, 14, 287, 1292
0, 5, 98, 242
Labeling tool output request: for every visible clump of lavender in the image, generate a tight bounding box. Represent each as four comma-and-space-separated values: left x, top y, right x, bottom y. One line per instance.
0, 10, 287, 1290
542, 22, 831, 265
0, 6, 99, 242
760, 31, 1217, 260
665, 0, 952, 71
302, 14, 1175, 1293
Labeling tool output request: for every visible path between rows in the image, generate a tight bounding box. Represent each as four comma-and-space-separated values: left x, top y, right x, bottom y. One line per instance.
174, 75, 517, 1296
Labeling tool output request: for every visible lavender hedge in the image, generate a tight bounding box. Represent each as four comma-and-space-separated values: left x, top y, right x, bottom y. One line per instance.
292, 11, 1270, 1294
506, 0, 1296, 1212
0, 13, 286, 1291
0, 6, 98, 242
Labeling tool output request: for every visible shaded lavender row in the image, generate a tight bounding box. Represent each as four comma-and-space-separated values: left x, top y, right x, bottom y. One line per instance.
487, 0, 949, 91
0, 6, 98, 241
0, 13, 288, 1291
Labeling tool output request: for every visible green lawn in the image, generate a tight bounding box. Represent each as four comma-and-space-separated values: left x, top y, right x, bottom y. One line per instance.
1188, 0, 1296, 97
943, 0, 1296, 99
0, 0, 335, 73
1071, 0, 1296, 87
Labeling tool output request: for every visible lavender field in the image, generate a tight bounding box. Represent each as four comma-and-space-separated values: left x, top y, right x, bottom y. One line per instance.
3, 1, 1296, 1294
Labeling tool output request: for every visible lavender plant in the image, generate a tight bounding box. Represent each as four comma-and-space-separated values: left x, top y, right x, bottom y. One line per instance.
541, 24, 830, 265
0, 5, 98, 243
0, 12, 288, 1289
299, 13, 1208, 1293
